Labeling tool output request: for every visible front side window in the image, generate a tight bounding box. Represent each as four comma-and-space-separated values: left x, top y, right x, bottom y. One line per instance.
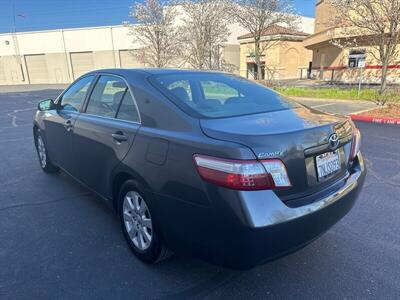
85, 75, 128, 118
60, 76, 94, 112
151, 73, 297, 118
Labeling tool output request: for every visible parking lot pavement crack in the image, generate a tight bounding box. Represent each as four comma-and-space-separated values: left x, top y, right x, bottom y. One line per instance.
367, 167, 400, 188
6, 107, 36, 127
0, 136, 34, 143
367, 156, 400, 165
157, 270, 242, 300
369, 135, 400, 143
0, 193, 91, 213
2, 170, 42, 185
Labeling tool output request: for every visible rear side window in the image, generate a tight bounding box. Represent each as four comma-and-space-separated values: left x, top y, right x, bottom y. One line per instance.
85, 75, 127, 118
116, 92, 140, 123
150, 73, 297, 118
167, 80, 193, 102
201, 81, 241, 102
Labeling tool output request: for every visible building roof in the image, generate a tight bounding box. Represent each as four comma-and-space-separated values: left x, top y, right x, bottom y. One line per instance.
85, 68, 231, 77
237, 25, 310, 40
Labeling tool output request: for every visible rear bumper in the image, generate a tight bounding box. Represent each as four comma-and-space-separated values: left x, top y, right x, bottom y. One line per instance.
219, 152, 366, 268
155, 153, 366, 269
239, 152, 366, 228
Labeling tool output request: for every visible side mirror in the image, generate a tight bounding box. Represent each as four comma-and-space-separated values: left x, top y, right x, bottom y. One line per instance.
38, 99, 57, 111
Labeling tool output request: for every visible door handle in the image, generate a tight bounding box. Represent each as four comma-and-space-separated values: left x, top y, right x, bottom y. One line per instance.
112, 132, 128, 143
64, 119, 73, 132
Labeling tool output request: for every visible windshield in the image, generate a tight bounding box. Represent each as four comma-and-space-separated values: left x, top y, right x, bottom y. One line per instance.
150, 72, 298, 118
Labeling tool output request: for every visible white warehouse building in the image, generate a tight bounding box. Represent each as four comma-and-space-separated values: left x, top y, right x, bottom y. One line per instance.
0, 16, 314, 85
0, 25, 157, 85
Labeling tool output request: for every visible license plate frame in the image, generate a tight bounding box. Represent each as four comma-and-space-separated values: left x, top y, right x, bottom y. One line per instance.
316, 151, 341, 180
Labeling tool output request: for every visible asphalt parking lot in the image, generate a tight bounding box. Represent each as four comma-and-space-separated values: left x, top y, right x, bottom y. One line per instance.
0, 87, 399, 299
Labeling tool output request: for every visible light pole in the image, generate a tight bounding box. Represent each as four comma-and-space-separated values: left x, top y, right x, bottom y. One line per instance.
11, 1, 26, 82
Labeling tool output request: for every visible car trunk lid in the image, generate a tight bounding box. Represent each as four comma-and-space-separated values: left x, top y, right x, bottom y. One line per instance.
200, 106, 353, 201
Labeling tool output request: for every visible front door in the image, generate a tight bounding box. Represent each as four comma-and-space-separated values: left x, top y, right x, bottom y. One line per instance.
71, 75, 141, 197
44, 75, 94, 172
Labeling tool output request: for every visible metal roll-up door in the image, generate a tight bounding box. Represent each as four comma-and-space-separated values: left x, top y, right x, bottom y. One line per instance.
25, 54, 49, 84
119, 50, 142, 68
70, 52, 94, 79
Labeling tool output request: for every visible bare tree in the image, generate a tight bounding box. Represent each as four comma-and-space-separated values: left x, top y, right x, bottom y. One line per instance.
129, 0, 182, 67
180, 0, 233, 70
330, 0, 400, 96
230, 0, 298, 79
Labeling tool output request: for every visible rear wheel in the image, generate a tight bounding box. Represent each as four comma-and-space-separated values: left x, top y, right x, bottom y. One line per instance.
35, 130, 59, 173
118, 180, 171, 263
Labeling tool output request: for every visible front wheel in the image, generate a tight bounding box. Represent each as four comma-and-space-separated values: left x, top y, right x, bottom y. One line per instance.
118, 180, 171, 263
35, 130, 59, 173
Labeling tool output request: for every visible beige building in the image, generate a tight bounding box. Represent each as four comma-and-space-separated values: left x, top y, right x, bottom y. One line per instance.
238, 25, 313, 80
303, 0, 400, 84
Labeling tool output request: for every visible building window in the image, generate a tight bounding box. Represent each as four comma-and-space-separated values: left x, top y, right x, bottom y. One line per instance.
348, 49, 366, 68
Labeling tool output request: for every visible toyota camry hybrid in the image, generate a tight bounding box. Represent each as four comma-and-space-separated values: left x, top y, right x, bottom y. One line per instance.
33, 69, 366, 269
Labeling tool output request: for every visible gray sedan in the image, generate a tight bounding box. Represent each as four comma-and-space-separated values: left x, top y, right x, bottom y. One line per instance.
33, 69, 366, 269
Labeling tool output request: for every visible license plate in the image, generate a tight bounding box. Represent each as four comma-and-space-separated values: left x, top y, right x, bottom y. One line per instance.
316, 151, 341, 179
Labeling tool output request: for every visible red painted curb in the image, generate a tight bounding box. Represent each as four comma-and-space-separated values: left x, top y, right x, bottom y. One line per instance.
349, 114, 400, 126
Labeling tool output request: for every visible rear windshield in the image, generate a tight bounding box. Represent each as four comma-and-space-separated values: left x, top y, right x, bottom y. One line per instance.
149, 73, 298, 118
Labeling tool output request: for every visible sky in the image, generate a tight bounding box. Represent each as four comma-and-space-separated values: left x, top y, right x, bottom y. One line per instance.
0, 0, 316, 34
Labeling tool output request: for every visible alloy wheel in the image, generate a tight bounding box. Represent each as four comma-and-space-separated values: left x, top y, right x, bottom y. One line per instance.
37, 135, 47, 168
122, 191, 153, 250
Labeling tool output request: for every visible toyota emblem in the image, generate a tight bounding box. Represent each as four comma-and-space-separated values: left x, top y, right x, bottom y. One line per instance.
328, 133, 340, 150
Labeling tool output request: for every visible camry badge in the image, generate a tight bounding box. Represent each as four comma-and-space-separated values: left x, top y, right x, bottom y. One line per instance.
258, 151, 283, 159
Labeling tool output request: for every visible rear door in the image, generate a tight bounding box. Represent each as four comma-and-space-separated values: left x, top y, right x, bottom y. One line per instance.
71, 74, 141, 197
44, 75, 94, 172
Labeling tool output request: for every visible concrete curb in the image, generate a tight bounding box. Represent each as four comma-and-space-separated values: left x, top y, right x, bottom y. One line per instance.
349, 114, 400, 126
347, 107, 377, 115
291, 96, 374, 104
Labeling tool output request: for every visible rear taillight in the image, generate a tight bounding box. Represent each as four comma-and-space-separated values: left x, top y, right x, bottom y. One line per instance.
350, 128, 361, 160
193, 155, 291, 190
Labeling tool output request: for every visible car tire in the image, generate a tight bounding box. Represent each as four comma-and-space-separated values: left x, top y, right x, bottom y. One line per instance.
118, 180, 171, 264
35, 130, 59, 173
